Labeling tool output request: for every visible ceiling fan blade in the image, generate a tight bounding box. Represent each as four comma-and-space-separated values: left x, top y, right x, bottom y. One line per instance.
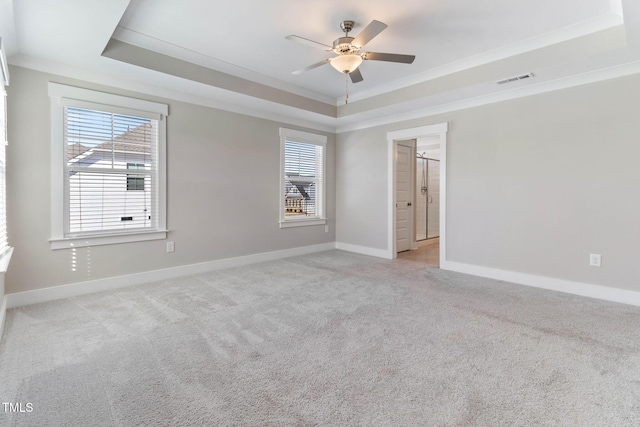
285, 35, 332, 51
351, 20, 388, 48
349, 68, 363, 83
363, 52, 415, 64
292, 59, 331, 75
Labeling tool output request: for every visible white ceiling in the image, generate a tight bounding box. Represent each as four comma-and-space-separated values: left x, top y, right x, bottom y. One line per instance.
2, 0, 640, 132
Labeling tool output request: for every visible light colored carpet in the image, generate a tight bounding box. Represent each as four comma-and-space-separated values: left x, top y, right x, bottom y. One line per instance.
1, 250, 640, 426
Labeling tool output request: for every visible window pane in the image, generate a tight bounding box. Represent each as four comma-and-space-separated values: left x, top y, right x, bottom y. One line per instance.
68, 170, 152, 233
127, 163, 146, 191
66, 106, 155, 171
65, 106, 157, 235
284, 179, 316, 217
283, 140, 322, 219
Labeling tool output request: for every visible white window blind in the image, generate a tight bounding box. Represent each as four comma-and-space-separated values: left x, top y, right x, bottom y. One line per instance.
284, 141, 324, 219
0, 86, 8, 255
279, 128, 326, 227
64, 105, 158, 235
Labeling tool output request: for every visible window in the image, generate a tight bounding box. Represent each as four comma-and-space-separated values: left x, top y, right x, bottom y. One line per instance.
0, 70, 10, 260
127, 163, 146, 191
279, 128, 326, 228
49, 83, 168, 249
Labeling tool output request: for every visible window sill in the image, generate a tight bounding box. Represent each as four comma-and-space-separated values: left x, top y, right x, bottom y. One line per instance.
50, 230, 168, 250
0, 247, 14, 274
279, 218, 326, 228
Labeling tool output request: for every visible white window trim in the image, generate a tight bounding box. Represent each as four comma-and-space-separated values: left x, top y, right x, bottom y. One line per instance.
48, 83, 169, 249
279, 127, 327, 228
0, 48, 12, 271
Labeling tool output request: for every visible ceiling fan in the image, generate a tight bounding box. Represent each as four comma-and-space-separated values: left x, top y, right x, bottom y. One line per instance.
286, 20, 416, 84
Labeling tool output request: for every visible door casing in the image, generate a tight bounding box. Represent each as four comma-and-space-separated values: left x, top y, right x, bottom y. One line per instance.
387, 123, 448, 260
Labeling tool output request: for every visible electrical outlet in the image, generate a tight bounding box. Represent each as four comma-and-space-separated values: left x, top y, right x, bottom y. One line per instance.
589, 253, 601, 267
325, 225, 329, 233
167, 241, 175, 253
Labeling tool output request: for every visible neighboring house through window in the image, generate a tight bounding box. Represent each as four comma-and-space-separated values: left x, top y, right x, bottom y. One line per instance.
279, 127, 326, 228
127, 163, 146, 191
49, 83, 168, 249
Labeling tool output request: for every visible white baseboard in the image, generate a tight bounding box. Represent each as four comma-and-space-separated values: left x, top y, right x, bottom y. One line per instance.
6, 242, 336, 309
335, 242, 392, 259
12, 243, 636, 311
441, 260, 640, 307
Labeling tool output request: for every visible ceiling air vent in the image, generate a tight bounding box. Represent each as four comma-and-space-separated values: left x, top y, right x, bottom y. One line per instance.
495, 72, 534, 85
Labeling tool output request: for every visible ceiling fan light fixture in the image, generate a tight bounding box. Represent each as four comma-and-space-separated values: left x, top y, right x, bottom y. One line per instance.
287, 19, 415, 83
330, 54, 363, 74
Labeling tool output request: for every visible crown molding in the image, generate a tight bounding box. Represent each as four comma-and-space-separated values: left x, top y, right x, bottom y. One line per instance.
9, 54, 640, 137
112, 26, 336, 106
338, 13, 624, 104
335, 59, 640, 133
8, 54, 337, 133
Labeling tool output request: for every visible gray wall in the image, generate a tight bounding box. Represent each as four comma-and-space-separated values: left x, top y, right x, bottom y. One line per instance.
6, 66, 335, 294
337, 73, 640, 292
8, 64, 640, 296
335, 126, 390, 250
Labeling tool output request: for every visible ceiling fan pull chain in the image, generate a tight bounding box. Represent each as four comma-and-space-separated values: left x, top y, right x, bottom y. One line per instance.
345, 73, 349, 104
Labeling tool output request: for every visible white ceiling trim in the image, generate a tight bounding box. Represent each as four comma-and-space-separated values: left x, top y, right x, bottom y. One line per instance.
12, 53, 640, 136
110, 5, 625, 106
11, 53, 640, 136
336, 59, 640, 133
101, 39, 336, 118
337, 13, 625, 104
8, 55, 338, 134
112, 26, 336, 105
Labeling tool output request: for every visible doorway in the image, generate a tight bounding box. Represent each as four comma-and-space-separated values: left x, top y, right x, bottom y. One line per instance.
398, 148, 441, 266
386, 123, 448, 263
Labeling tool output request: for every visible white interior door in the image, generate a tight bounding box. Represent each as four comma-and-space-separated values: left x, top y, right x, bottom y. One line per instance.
396, 143, 412, 253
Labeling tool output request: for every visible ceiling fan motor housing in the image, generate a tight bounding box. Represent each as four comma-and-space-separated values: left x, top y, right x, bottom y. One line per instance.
333, 37, 360, 54
288, 18, 414, 82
